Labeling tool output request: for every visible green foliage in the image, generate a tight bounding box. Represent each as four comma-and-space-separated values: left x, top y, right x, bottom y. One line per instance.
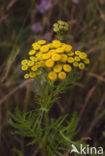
32, 69, 80, 112
41, 113, 78, 154
9, 106, 80, 156
8, 107, 42, 141
8, 68, 81, 155
12, 148, 24, 156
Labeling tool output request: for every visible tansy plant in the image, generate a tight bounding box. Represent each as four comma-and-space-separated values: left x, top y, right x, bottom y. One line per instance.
53, 20, 69, 40
9, 20, 90, 156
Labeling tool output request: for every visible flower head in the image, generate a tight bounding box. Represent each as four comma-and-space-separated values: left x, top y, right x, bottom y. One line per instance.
53, 20, 69, 33
58, 71, 66, 80
48, 71, 57, 80
21, 40, 90, 81
31, 22, 42, 32
37, 0, 52, 14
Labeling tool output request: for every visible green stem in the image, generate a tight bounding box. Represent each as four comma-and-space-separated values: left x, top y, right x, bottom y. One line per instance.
45, 111, 49, 125
39, 81, 55, 155
57, 31, 62, 41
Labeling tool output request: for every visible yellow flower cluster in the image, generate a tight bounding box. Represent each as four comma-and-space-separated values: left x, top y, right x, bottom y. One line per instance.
21, 40, 90, 81
53, 20, 69, 33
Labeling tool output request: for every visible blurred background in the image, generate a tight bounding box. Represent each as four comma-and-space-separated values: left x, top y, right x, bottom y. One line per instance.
0, 0, 105, 155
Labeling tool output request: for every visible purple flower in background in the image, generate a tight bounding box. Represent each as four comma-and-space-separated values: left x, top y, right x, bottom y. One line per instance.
100, 0, 105, 4
72, 0, 79, 4
31, 22, 42, 32
37, 0, 52, 14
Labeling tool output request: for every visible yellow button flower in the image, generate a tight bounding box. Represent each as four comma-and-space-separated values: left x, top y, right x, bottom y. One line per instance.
36, 62, 42, 68
62, 43, 66, 46
31, 66, 38, 71
21, 40, 90, 80
59, 25, 64, 29
29, 72, 36, 78
64, 45, 72, 52
30, 56, 38, 62
52, 54, 61, 61
36, 52, 43, 61
75, 51, 80, 55
30, 56, 34, 61
28, 61, 34, 66
49, 50, 57, 56
56, 47, 64, 53
21, 59, 28, 65
79, 52, 87, 59
37, 40, 46, 45
84, 58, 90, 64
28, 50, 36, 55
40, 45, 49, 53
60, 54, 68, 62
47, 43, 54, 49
45, 59, 54, 68
48, 71, 57, 80
32, 44, 41, 50
67, 51, 74, 56
36, 52, 42, 56
74, 56, 80, 62
53, 27, 59, 32
58, 71, 66, 80
52, 40, 62, 48
63, 64, 72, 72
73, 62, 79, 67
21, 65, 28, 71
53, 64, 62, 73
79, 63, 85, 70
42, 53, 51, 60
68, 57, 74, 63
24, 74, 29, 79
32, 42, 39, 47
